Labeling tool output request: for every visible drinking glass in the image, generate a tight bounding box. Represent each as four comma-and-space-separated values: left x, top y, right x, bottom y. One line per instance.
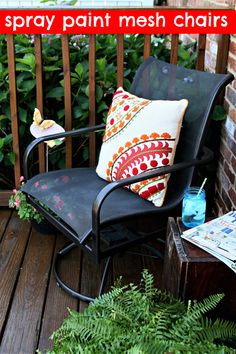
182, 187, 206, 228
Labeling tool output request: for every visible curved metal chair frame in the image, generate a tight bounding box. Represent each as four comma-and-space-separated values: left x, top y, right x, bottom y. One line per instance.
22, 57, 234, 302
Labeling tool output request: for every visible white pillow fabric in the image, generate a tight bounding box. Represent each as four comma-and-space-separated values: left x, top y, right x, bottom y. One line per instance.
96, 87, 188, 207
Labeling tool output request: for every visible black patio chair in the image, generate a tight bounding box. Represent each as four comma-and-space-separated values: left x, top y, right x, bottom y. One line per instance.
22, 57, 234, 302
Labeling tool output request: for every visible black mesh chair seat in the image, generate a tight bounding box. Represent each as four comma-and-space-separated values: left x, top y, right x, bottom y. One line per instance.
22, 167, 187, 244
22, 168, 159, 242
22, 57, 234, 302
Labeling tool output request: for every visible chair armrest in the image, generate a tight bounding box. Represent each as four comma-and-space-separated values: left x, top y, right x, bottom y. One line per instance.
92, 146, 213, 235
23, 123, 105, 180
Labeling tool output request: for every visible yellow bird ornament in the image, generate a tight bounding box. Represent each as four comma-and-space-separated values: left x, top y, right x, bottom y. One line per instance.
30, 108, 65, 148
33, 108, 55, 130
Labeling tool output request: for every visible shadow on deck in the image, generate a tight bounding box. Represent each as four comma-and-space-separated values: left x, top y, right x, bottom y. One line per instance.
0, 209, 163, 354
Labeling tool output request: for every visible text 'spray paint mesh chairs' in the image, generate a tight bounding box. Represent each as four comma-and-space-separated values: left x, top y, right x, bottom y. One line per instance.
22, 57, 234, 302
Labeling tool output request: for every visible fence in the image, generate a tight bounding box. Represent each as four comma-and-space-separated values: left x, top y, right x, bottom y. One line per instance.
0, 32, 230, 206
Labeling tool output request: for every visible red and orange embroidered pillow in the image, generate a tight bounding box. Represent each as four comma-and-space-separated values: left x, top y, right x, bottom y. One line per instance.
96, 87, 188, 207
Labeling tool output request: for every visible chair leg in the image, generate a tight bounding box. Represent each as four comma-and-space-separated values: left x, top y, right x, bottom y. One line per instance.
98, 256, 112, 296
53, 242, 112, 303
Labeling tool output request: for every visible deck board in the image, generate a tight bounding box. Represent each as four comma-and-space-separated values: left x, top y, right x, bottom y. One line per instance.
0, 213, 31, 338
37, 234, 79, 352
0, 229, 55, 354
0, 209, 163, 354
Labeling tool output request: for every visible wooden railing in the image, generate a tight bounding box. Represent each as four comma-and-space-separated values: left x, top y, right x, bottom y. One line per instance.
0, 32, 230, 206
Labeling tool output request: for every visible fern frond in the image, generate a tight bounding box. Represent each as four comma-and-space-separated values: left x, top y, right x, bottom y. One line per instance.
197, 317, 236, 343
168, 294, 225, 341
46, 271, 236, 354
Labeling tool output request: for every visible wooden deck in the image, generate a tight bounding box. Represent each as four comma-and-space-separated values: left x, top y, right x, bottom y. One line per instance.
0, 209, 163, 354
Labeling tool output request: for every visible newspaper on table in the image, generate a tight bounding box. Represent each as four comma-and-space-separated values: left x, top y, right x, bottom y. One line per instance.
181, 211, 236, 273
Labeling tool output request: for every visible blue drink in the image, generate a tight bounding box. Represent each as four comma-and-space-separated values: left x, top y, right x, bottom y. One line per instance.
182, 187, 206, 228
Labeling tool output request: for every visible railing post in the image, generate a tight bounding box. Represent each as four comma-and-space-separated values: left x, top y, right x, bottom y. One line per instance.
117, 34, 124, 88
34, 34, 46, 173
7, 35, 21, 189
89, 34, 96, 167
62, 35, 72, 168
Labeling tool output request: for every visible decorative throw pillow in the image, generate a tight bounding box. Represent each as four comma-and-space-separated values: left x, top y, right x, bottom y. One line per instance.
96, 87, 188, 207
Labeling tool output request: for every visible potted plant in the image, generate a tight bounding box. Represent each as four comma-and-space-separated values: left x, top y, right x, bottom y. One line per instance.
9, 176, 56, 234
43, 270, 236, 354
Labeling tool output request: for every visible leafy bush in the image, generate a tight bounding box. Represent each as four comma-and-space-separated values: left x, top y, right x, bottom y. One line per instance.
9, 176, 44, 223
44, 270, 236, 354
0, 34, 196, 186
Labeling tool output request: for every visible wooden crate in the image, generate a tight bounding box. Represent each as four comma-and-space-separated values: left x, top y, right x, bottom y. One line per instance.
162, 217, 236, 320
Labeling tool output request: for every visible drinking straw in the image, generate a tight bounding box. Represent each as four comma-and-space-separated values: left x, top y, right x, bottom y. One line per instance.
197, 178, 207, 196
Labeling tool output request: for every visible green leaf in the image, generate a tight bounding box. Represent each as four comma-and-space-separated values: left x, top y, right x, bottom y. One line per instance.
43, 65, 61, 72
19, 107, 27, 123
124, 69, 131, 77
16, 53, 35, 69
97, 101, 108, 113
3, 106, 11, 120
4, 134, 13, 145
15, 63, 32, 72
73, 105, 84, 119
70, 77, 80, 86
96, 86, 103, 102
0, 138, 4, 149
0, 151, 3, 162
75, 63, 84, 77
81, 100, 89, 110
211, 105, 227, 121
18, 79, 35, 92
46, 87, 64, 98
53, 139, 64, 146
85, 85, 89, 97
7, 152, 15, 165
16, 71, 32, 84
57, 109, 65, 119
0, 91, 8, 102
96, 58, 107, 72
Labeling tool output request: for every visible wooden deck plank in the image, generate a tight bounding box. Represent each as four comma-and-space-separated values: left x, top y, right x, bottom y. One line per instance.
141, 246, 164, 289
38, 234, 80, 352
0, 191, 13, 207
112, 251, 143, 286
0, 209, 12, 242
0, 229, 55, 354
0, 213, 31, 338
79, 252, 103, 312
0, 210, 166, 353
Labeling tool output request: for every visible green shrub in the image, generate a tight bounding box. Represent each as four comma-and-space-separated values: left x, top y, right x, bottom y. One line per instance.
0, 34, 196, 185
44, 270, 236, 354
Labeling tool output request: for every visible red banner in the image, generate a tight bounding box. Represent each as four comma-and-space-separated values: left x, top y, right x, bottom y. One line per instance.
0, 9, 235, 34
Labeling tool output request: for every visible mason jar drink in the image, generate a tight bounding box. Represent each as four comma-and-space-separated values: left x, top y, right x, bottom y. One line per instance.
182, 187, 206, 228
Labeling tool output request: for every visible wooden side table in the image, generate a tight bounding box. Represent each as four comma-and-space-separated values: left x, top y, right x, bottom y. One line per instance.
162, 217, 236, 320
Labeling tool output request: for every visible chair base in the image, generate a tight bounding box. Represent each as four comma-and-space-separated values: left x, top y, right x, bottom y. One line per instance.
53, 238, 164, 302
53, 242, 112, 302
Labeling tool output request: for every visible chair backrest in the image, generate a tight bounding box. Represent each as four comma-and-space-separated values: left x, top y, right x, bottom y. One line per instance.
130, 57, 234, 207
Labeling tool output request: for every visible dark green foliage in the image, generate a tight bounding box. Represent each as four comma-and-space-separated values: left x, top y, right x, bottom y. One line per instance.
45, 270, 236, 354
0, 34, 196, 185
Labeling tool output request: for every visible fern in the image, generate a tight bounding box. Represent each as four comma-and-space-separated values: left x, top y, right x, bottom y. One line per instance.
45, 270, 236, 354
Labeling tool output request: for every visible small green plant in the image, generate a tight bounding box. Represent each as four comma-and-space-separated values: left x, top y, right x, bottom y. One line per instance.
9, 177, 44, 223
45, 270, 236, 354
